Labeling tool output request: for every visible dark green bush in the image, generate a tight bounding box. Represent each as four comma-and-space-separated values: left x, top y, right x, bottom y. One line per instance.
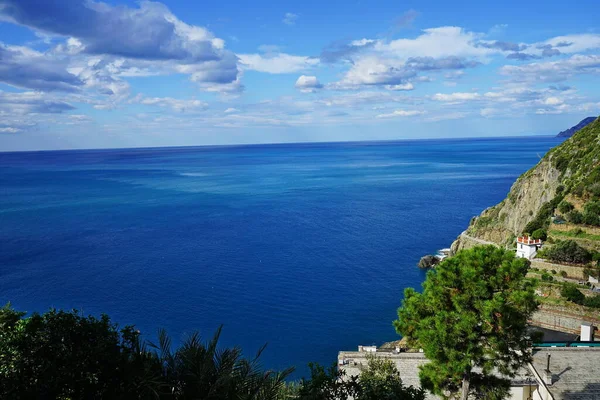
545, 240, 592, 264
532, 228, 547, 240
558, 200, 574, 214
582, 211, 600, 226
551, 270, 557, 275
560, 283, 585, 304
560, 271, 568, 278
567, 210, 584, 224
584, 201, 600, 215
583, 295, 600, 309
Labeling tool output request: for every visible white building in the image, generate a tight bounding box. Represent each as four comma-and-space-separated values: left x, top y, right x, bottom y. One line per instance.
516, 236, 543, 260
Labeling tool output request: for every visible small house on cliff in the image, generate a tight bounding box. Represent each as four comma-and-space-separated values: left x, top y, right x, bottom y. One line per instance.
516, 236, 543, 260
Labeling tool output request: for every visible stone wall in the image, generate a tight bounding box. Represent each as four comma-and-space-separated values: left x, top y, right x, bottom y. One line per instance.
530, 259, 586, 280
531, 305, 600, 334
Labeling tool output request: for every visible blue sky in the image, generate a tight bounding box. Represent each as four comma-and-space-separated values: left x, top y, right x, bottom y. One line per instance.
1, 0, 599, 151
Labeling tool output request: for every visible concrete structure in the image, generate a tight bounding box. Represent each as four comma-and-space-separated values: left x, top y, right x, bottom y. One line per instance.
516, 236, 543, 260
580, 323, 594, 341
339, 326, 600, 400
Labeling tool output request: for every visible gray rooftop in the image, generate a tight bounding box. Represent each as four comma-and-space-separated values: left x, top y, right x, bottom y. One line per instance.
338, 347, 600, 400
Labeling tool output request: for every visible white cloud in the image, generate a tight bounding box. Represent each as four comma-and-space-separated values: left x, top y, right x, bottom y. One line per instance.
133, 95, 208, 112
501, 54, 600, 83
432, 92, 480, 102
376, 109, 425, 118
239, 53, 319, 74
283, 12, 298, 26
295, 75, 323, 93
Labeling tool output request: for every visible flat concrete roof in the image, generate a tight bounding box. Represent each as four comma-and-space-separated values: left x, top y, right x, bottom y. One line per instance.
338, 347, 600, 399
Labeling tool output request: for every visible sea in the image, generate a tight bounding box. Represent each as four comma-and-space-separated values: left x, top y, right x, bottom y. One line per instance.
0, 136, 563, 376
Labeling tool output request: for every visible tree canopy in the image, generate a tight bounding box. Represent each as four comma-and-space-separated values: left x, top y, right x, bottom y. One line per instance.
394, 246, 539, 400
296, 356, 425, 400
0, 304, 292, 399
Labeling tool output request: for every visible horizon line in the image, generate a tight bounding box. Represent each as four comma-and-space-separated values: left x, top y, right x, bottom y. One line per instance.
1, 133, 563, 154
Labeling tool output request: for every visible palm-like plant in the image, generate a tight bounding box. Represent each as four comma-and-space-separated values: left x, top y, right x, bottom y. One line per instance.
150, 325, 294, 400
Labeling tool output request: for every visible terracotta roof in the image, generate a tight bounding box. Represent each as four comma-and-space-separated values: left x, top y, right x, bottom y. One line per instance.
517, 236, 542, 245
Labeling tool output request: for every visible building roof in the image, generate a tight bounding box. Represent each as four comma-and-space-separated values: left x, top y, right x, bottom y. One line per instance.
517, 236, 543, 245
531, 347, 600, 399
338, 347, 600, 400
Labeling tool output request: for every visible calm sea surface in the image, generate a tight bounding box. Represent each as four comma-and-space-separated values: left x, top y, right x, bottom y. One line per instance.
0, 137, 563, 376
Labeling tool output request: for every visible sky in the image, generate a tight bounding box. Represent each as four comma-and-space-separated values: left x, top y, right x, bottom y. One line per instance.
1, 0, 600, 151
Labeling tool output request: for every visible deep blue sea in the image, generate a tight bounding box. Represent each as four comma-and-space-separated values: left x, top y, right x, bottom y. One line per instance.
0, 136, 563, 376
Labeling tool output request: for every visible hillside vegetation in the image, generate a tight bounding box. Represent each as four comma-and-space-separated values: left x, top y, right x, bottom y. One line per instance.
453, 116, 600, 251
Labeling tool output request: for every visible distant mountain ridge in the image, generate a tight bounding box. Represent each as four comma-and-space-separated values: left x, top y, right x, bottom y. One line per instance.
556, 116, 597, 137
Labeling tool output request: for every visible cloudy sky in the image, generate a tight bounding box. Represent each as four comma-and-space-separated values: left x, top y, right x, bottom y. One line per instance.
1, 0, 599, 151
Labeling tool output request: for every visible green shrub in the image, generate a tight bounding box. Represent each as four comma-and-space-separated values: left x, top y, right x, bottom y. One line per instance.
524, 196, 564, 234
567, 210, 584, 224
541, 273, 554, 282
558, 200, 574, 214
588, 182, 600, 198
583, 295, 600, 309
560, 271, 568, 278
551, 270, 557, 275
582, 211, 600, 226
584, 201, 600, 215
545, 240, 592, 264
532, 228, 547, 240
572, 184, 585, 197
560, 283, 585, 304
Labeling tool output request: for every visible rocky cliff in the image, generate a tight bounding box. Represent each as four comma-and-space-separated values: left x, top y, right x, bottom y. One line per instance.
452, 116, 600, 253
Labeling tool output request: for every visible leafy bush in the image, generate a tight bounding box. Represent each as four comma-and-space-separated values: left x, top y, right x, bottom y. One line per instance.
582, 211, 600, 226
0, 305, 293, 399
560, 283, 585, 304
524, 196, 564, 234
584, 201, 600, 215
567, 210, 584, 224
558, 200, 574, 214
551, 270, 557, 275
541, 273, 554, 282
545, 240, 592, 264
532, 228, 547, 240
560, 271, 568, 278
588, 182, 600, 198
583, 295, 600, 309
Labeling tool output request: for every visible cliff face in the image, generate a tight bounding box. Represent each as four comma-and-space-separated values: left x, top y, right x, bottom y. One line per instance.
452, 116, 600, 253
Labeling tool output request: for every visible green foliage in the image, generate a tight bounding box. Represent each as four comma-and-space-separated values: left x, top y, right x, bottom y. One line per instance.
540, 272, 554, 282
567, 210, 583, 224
582, 211, 600, 226
531, 228, 547, 241
560, 283, 585, 305
557, 200, 574, 214
589, 182, 600, 198
560, 271, 568, 278
583, 295, 600, 309
524, 196, 563, 234
544, 240, 592, 264
394, 246, 538, 399
584, 201, 600, 215
550, 228, 600, 241
0, 305, 292, 400
297, 357, 425, 400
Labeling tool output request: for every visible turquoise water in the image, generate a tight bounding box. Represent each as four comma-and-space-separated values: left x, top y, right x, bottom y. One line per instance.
0, 137, 563, 375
